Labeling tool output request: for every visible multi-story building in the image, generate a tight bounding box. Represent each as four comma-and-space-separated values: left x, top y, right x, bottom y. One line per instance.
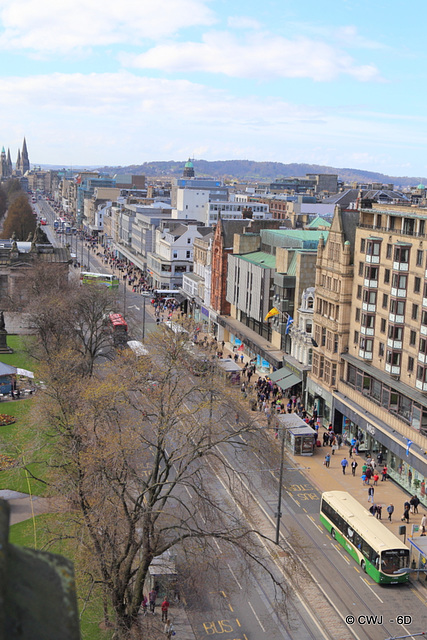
310, 203, 427, 504
181, 231, 214, 330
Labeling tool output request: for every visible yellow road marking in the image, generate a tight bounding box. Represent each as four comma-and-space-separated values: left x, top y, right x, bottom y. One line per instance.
236, 618, 241, 627
221, 590, 227, 598
228, 603, 234, 612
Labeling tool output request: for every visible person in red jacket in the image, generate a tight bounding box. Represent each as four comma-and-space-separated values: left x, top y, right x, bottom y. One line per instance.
161, 598, 170, 622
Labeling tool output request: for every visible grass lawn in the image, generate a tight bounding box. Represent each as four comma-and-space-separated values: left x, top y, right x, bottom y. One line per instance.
0, 398, 49, 496
0, 335, 37, 372
10, 514, 113, 640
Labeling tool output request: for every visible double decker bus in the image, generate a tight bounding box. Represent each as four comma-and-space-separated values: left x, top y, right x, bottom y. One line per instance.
80, 272, 119, 289
320, 491, 409, 584
109, 313, 128, 346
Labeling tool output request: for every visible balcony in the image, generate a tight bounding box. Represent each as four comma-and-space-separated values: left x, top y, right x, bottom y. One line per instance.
385, 363, 400, 376
359, 349, 373, 360
418, 353, 427, 364
362, 303, 376, 312
389, 313, 404, 324
360, 326, 374, 336
390, 287, 407, 298
421, 325, 427, 337
393, 261, 408, 271
365, 254, 380, 264
387, 339, 402, 349
364, 279, 378, 288
423, 297, 427, 308
416, 380, 427, 392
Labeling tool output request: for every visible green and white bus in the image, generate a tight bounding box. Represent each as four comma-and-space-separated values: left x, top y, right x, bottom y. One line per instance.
80, 272, 120, 289
320, 491, 409, 584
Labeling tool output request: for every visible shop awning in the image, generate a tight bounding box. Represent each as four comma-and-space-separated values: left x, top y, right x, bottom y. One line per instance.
269, 368, 300, 391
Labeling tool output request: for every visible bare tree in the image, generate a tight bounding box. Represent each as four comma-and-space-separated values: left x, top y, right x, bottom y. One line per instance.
29, 326, 288, 639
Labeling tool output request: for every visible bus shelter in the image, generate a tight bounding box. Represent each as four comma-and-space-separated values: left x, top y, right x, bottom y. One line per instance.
147, 550, 178, 600
217, 359, 241, 384
407, 532, 427, 580
276, 413, 316, 456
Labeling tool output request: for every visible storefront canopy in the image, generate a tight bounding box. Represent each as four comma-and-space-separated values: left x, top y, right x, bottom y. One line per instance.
269, 368, 300, 391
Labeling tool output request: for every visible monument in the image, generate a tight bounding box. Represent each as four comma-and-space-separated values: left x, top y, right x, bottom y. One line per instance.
0, 312, 13, 353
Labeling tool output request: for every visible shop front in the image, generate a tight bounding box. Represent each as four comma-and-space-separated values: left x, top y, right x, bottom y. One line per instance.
334, 395, 427, 507
305, 377, 333, 428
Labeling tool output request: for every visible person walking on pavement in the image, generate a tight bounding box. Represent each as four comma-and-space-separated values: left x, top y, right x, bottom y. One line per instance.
381, 465, 388, 481
421, 513, 427, 536
351, 460, 358, 476
149, 589, 157, 614
376, 504, 382, 519
341, 457, 349, 475
402, 501, 410, 523
161, 598, 170, 622
164, 621, 175, 639
386, 503, 394, 522
368, 486, 374, 503
410, 495, 420, 514
324, 453, 331, 468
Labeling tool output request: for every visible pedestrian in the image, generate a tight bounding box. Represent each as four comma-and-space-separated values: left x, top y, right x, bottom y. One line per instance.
386, 503, 394, 522
164, 621, 175, 639
323, 432, 329, 446
410, 495, 420, 514
235, 413, 240, 426
421, 514, 427, 536
361, 473, 367, 485
149, 589, 157, 614
381, 465, 388, 481
402, 501, 410, 523
376, 505, 382, 519
324, 453, 331, 468
351, 460, 358, 476
377, 451, 383, 465
369, 504, 376, 516
368, 486, 374, 503
348, 445, 353, 458
161, 598, 170, 622
373, 473, 379, 486
141, 594, 148, 616
341, 457, 349, 475
365, 467, 372, 484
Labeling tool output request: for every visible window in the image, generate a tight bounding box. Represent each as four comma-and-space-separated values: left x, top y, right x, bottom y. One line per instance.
382, 293, 388, 309
173, 252, 178, 258
394, 246, 410, 264
331, 364, 337, 387
364, 266, 378, 281
379, 343, 384, 357
391, 273, 407, 290
412, 304, 419, 320
410, 330, 416, 346
417, 249, 424, 266
363, 290, 377, 305
360, 338, 373, 352
384, 269, 390, 284
360, 238, 366, 253
321, 327, 326, 347
390, 299, 405, 316
357, 285, 362, 299
380, 318, 386, 333
386, 350, 401, 367
355, 308, 361, 322
422, 310, 427, 326
354, 331, 359, 344
187, 238, 191, 244
366, 241, 381, 256
388, 325, 403, 341
408, 356, 414, 372
386, 244, 392, 259
334, 335, 339, 353
359, 262, 364, 276
414, 277, 421, 293
186, 251, 191, 259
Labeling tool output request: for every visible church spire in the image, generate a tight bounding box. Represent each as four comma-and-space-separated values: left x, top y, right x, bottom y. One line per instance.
21, 137, 30, 173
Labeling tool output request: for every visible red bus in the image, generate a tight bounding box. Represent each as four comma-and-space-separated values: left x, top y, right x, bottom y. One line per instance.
109, 313, 128, 346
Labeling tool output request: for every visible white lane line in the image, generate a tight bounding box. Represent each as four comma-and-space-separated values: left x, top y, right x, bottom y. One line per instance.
248, 600, 266, 632
306, 514, 323, 533
335, 548, 350, 565
227, 563, 243, 589
185, 485, 206, 523
360, 577, 383, 603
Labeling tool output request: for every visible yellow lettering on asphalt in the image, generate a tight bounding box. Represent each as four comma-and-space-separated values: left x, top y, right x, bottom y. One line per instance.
220, 620, 233, 632
203, 621, 220, 634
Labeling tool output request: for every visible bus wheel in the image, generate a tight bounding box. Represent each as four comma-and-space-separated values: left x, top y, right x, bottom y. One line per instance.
361, 560, 366, 573
331, 529, 336, 539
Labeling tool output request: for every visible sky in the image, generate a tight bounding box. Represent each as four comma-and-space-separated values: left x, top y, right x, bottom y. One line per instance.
0, 0, 426, 176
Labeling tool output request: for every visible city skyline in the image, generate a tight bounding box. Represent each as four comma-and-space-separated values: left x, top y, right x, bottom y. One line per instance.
0, 0, 426, 174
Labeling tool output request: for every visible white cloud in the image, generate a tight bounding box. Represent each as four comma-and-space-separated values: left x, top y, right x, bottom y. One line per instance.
0, 0, 215, 53
227, 16, 261, 30
124, 30, 381, 82
0, 71, 423, 169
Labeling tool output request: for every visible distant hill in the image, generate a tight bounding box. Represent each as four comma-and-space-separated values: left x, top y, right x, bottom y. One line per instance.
94, 159, 427, 188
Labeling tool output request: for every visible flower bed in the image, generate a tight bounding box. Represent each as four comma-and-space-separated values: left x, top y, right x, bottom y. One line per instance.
0, 414, 15, 426
0, 454, 17, 469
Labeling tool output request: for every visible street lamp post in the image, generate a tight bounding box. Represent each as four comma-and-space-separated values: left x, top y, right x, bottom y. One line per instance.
275, 429, 286, 545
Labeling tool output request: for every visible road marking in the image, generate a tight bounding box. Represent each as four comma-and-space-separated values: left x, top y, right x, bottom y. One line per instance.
248, 600, 266, 632
214, 539, 222, 554
128, 305, 140, 310
228, 603, 234, 612
221, 590, 227, 598
360, 578, 383, 603
227, 563, 243, 589
236, 618, 241, 627
305, 514, 323, 533
335, 549, 350, 565
243, 635, 248, 640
